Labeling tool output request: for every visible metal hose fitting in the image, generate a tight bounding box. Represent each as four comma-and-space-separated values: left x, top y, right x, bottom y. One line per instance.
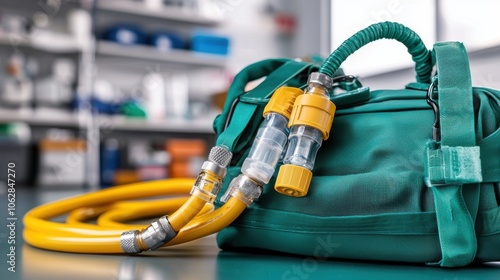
120, 216, 176, 254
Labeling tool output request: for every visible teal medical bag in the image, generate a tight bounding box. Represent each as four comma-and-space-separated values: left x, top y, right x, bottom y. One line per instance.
213, 22, 500, 267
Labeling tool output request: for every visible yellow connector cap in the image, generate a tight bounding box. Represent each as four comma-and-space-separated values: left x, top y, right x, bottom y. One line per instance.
274, 164, 313, 197
288, 94, 336, 140
263, 87, 303, 119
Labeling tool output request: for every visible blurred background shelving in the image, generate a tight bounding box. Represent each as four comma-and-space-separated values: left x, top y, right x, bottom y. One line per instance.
98, 114, 216, 134
96, 40, 227, 68
96, 0, 223, 25
0, 108, 81, 127
0, 0, 322, 190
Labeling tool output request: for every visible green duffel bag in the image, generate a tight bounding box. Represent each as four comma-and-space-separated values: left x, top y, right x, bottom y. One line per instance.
212, 22, 500, 267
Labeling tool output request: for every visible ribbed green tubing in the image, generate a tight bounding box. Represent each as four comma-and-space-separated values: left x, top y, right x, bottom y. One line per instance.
319, 21, 433, 83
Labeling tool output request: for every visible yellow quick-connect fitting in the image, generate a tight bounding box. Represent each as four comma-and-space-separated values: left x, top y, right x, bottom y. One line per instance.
275, 88, 336, 197
274, 72, 336, 198
275, 164, 312, 197
288, 93, 336, 140
263, 86, 303, 119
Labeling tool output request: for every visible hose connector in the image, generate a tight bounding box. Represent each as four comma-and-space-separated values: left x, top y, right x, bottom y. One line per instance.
220, 174, 263, 206
274, 72, 336, 197
191, 146, 232, 203
120, 216, 176, 253
121, 146, 232, 254
308, 72, 334, 90
288, 73, 336, 140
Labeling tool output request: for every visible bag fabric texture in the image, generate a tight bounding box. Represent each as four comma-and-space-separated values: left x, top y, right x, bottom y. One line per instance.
213, 22, 500, 267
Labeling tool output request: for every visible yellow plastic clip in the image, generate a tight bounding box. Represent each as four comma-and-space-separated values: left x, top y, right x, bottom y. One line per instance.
263, 86, 303, 119
288, 94, 336, 140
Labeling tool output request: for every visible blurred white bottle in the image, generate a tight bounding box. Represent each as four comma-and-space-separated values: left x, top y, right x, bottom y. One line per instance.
143, 72, 166, 120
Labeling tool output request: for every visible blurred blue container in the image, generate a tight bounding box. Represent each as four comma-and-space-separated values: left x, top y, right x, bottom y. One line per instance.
100, 139, 120, 188
103, 25, 146, 45
149, 32, 185, 51
72, 97, 121, 115
191, 33, 230, 56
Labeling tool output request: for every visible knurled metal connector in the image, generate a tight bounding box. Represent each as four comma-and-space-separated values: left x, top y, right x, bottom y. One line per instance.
120, 216, 176, 254
208, 146, 232, 168
308, 72, 333, 91
220, 174, 263, 206
120, 230, 141, 254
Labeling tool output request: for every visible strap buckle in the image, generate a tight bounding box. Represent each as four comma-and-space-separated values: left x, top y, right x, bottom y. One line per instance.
426, 79, 441, 141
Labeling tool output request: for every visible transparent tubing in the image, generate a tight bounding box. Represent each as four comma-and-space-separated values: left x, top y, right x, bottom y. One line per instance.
221, 86, 303, 204
221, 113, 289, 205
241, 113, 289, 184
283, 125, 322, 170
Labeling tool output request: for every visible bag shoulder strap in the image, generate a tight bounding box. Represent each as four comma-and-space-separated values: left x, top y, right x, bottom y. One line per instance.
216, 60, 313, 152
429, 41, 482, 267
434, 42, 475, 146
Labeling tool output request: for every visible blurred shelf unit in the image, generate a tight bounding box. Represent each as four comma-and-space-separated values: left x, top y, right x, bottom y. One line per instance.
96, 41, 227, 68
92, 0, 227, 134
0, 35, 30, 48
0, 109, 81, 128
0, 35, 81, 54
0, 109, 215, 134
96, 0, 222, 25
98, 115, 215, 134
0, 0, 226, 189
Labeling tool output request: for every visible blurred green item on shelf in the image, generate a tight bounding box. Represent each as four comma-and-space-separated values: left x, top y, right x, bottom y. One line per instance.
0, 122, 31, 143
121, 101, 146, 118
0, 123, 10, 135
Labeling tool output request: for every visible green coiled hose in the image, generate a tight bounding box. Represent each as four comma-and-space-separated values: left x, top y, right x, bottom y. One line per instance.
319, 21, 433, 84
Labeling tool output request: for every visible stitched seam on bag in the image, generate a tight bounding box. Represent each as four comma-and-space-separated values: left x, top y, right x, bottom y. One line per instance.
229, 222, 438, 236
232, 217, 438, 235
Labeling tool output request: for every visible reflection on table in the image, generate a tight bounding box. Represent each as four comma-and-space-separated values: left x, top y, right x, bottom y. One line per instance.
22, 237, 500, 280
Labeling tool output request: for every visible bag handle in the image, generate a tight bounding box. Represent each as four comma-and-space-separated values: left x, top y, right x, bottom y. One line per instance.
319, 21, 433, 83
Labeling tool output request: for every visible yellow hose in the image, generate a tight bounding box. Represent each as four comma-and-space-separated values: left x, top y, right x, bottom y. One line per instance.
23, 178, 247, 254
168, 196, 246, 245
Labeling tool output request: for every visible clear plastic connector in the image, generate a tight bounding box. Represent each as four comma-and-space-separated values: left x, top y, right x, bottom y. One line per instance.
190, 146, 232, 203
282, 125, 323, 170
190, 171, 223, 203
241, 113, 289, 184
220, 174, 263, 206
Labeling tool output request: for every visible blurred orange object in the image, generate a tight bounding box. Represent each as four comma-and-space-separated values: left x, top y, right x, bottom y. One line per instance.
113, 170, 140, 185
39, 139, 86, 151
166, 139, 206, 178
212, 90, 228, 111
